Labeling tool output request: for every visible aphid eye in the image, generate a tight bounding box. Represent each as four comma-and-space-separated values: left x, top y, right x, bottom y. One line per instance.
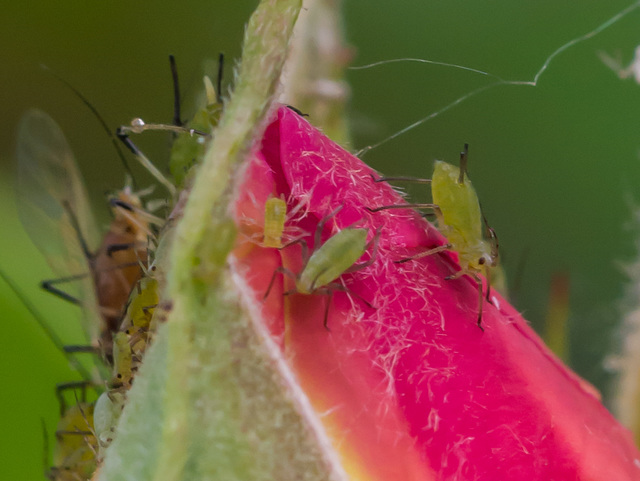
478, 257, 486, 265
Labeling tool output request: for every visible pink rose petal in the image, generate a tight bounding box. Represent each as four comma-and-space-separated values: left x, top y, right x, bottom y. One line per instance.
232, 105, 640, 480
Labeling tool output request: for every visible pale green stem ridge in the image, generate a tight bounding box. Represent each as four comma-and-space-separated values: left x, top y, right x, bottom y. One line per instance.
156, 0, 333, 480
98, 1, 350, 478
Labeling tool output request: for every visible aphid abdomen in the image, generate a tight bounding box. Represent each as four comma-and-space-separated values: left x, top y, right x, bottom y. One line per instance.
112, 332, 133, 388
50, 403, 97, 479
431, 160, 483, 242
129, 277, 159, 330
262, 195, 288, 248
297, 228, 368, 294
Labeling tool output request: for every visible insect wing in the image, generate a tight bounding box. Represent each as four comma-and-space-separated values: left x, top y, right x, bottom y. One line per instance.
16, 109, 101, 343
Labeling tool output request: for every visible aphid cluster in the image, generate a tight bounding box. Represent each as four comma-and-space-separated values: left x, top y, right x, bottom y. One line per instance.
262, 204, 380, 329
15, 52, 498, 479
15, 109, 167, 479
12, 54, 225, 480
257, 143, 498, 333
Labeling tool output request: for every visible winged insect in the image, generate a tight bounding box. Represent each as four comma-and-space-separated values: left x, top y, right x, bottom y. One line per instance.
16, 109, 165, 364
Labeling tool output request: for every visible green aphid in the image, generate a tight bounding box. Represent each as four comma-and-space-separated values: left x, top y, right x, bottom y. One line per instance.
117, 55, 224, 191
47, 402, 97, 481
45, 382, 98, 481
111, 332, 133, 389
261, 195, 289, 248
169, 58, 224, 186
370, 144, 498, 330
255, 194, 306, 249
93, 390, 126, 456
264, 205, 380, 329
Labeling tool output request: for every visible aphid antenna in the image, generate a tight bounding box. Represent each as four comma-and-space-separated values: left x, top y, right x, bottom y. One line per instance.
171, 52, 224, 123
216, 52, 225, 105
41, 261, 142, 307
0, 269, 95, 383
39, 64, 135, 182
169, 55, 183, 127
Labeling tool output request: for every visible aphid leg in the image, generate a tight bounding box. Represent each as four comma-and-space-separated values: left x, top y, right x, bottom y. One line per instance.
314, 205, 344, 248
485, 264, 492, 303
0, 270, 97, 382
279, 237, 310, 264
63, 345, 100, 354
41, 273, 87, 305
472, 273, 485, 331
344, 227, 382, 273
318, 282, 376, 331
481, 210, 499, 305
55, 381, 91, 416
366, 202, 438, 213
432, 205, 446, 226
444, 269, 485, 331
332, 282, 375, 309
395, 243, 452, 264
370, 173, 432, 184
323, 290, 334, 330
42, 259, 142, 305
264, 266, 297, 300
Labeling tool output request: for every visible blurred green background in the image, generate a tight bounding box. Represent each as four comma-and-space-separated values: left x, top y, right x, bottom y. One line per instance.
2, 1, 640, 478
